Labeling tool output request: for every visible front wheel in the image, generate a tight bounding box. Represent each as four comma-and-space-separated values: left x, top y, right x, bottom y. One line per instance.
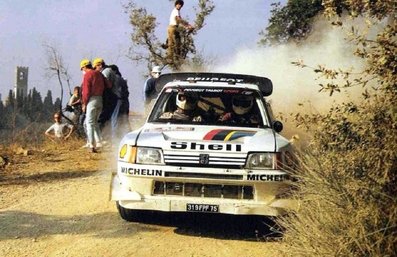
116, 201, 141, 222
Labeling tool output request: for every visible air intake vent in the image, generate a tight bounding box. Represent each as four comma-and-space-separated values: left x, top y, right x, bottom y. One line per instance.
153, 181, 254, 200
163, 152, 246, 168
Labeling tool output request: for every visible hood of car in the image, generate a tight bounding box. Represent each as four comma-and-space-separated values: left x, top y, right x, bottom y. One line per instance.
136, 123, 277, 153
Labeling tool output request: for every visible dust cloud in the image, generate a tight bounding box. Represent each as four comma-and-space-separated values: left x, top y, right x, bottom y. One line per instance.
213, 17, 368, 115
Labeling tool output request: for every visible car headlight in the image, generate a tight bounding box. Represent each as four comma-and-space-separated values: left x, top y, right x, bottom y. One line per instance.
136, 147, 163, 164
246, 152, 275, 169
119, 145, 163, 164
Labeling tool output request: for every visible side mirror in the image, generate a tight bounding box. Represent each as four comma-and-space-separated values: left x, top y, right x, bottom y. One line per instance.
272, 120, 283, 133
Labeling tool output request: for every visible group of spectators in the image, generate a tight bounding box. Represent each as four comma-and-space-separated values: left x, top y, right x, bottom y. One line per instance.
45, 0, 197, 150
45, 58, 130, 153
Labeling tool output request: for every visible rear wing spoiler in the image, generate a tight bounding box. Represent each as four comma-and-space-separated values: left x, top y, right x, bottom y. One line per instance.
155, 72, 273, 96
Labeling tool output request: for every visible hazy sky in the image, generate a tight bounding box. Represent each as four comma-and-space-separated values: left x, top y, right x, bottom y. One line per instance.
0, 0, 282, 111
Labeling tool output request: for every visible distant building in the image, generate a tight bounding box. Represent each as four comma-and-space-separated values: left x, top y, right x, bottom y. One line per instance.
14, 66, 28, 99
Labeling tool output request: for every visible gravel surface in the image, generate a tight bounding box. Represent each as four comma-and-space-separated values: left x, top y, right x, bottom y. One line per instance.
0, 141, 282, 257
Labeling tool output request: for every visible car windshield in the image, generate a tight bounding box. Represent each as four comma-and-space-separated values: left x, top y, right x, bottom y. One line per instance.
148, 87, 269, 128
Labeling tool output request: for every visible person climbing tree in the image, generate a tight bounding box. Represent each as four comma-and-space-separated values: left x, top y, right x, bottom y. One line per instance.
167, 0, 194, 64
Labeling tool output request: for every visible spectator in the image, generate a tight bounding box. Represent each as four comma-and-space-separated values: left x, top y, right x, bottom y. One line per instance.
167, 0, 194, 62
109, 64, 131, 138
68, 86, 82, 112
144, 66, 162, 114
92, 58, 116, 135
80, 59, 106, 153
45, 112, 74, 141
64, 86, 82, 124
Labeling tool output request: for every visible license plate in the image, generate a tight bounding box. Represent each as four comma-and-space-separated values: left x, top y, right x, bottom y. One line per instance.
186, 203, 219, 213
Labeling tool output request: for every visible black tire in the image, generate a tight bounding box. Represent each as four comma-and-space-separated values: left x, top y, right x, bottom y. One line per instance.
116, 201, 141, 222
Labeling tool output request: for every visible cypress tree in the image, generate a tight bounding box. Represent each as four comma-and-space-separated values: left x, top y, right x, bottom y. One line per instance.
30, 87, 43, 121
43, 90, 54, 118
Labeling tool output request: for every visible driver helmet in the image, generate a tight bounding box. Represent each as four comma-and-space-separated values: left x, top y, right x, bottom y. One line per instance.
176, 92, 197, 111
232, 95, 254, 115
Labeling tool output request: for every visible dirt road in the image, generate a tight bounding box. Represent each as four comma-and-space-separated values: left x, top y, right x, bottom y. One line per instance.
0, 142, 282, 257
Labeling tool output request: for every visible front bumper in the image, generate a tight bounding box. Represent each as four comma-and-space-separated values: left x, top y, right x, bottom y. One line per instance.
110, 173, 297, 216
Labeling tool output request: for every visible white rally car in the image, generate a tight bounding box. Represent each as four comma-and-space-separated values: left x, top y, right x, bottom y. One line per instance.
111, 72, 296, 221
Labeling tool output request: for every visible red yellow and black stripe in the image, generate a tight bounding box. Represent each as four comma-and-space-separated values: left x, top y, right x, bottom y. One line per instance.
203, 129, 256, 141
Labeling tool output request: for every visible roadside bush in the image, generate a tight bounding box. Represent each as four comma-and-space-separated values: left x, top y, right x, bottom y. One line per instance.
269, 0, 397, 255
278, 93, 396, 256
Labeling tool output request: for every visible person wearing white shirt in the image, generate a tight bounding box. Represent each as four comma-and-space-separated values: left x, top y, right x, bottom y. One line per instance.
167, 0, 193, 63
45, 112, 74, 141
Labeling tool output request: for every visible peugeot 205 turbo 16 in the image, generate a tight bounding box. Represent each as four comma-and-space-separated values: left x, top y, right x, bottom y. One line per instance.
111, 72, 296, 221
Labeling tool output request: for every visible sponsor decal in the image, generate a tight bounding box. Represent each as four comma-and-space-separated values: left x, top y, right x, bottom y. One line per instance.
121, 167, 163, 177
171, 141, 241, 152
181, 88, 242, 94
144, 127, 194, 132
223, 89, 240, 93
186, 77, 244, 83
181, 88, 205, 92
247, 174, 288, 181
203, 129, 256, 141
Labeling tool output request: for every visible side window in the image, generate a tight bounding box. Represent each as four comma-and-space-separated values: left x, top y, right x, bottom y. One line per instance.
251, 99, 263, 126
164, 93, 177, 113
150, 93, 172, 120
151, 91, 185, 121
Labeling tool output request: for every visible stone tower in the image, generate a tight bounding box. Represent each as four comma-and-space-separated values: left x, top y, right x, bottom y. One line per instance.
14, 66, 28, 99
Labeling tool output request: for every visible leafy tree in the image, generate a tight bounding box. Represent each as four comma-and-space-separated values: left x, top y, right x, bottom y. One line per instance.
322, 0, 395, 20
125, 0, 215, 70
259, 0, 324, 45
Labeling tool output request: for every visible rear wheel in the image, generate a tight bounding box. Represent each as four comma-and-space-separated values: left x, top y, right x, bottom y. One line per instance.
116, 201, 141, 222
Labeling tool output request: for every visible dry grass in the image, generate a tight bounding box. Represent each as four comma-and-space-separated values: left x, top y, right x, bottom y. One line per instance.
277, 95, 397, 256
0, 122, 50, 147
0, 134, 114, 186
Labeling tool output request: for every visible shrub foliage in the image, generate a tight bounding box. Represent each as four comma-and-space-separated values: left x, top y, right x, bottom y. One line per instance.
266, 1, 397, 256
